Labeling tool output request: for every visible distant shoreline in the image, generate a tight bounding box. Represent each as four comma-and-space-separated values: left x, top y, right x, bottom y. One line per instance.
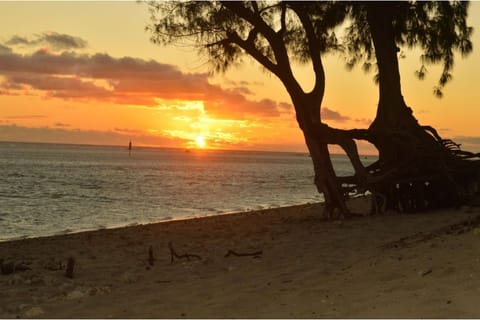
0, 139, 378, 157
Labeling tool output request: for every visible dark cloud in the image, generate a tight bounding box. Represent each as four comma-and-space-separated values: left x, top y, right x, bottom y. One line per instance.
354, 118, 372, 125
54, 122, 70, 127
278, 102, 292, 110
5, 35, 29, 46
229, 86, 253, 95
226, 79, 263, 87
114, 127, 143, 134
321, 107, 351, 122
8, 74, 111, 98
6, 32, 87, 50
455, 136, 480, 143
0, 46, 282, 117
452, 136, 480, 152
202, 89, 280, 118
0, 44, 12, 54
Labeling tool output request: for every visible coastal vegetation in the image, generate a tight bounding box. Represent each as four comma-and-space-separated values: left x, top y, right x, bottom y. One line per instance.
146, 1, 480, 217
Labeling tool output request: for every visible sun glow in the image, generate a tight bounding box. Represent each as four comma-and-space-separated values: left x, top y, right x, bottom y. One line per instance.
195, 135, 206, 148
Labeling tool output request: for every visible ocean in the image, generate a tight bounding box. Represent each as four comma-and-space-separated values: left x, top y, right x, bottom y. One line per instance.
0, 141, 375, 241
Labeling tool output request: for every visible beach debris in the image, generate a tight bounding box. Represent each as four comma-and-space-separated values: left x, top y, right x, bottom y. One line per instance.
224, 249, 263, 258
1, 260, 31, 275
65, 256, 75, 279
14, 263, 31, 272
43, 258, 64, 271
419, 268, 432, 277
148, 245, 155, 266
1, 261, 15, 275
168, 241, 202, 264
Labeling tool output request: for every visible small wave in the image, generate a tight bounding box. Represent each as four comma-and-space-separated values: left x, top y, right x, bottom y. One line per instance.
55, 228, 73, 235
126, 222, 139, 227
3, 234, 29, 242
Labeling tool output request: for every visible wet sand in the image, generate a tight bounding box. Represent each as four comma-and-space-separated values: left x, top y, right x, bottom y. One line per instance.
1, 197, 480, 318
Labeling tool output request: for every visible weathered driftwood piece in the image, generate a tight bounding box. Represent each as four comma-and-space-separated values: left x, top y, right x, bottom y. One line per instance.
168, 241, 201, 264
65, 257, 75, 278
0, 260, 31, 275
224, 249, 263, 258
1, 260, 14, 275
148, 245, 155, 266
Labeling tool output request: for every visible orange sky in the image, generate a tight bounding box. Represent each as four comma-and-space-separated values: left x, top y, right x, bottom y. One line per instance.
0, 1, 479, 154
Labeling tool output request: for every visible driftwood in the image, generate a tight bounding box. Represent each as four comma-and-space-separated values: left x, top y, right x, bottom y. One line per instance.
148, 245, 155, 266
0, 259, 31, 275
65, 257, 75, 279
224, 249, 263, 258
168, 241, 202, 264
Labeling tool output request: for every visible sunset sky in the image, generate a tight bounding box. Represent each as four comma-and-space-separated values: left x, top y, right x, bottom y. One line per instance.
0, 1, 479, 154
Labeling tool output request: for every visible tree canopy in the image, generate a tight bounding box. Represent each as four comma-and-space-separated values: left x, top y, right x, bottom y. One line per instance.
344, 1, 473, 97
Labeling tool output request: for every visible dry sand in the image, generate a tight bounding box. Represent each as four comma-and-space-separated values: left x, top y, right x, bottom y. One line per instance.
1, 197, 480, 318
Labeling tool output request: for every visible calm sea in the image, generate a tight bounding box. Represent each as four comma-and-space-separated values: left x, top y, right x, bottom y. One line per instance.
0, 142, 374, 241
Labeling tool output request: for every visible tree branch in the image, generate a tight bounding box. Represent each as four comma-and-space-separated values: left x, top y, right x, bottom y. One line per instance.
226, 31, 279, 76
289, 3, 324, 106
220, 1, 293, 78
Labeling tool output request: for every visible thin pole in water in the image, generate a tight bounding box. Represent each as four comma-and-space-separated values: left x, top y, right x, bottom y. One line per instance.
129, 140, 132, 157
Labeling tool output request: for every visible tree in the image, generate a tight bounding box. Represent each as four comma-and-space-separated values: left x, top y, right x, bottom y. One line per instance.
146, 1, 369, 217
146, 1, 480, 217
343, 1, 480, 212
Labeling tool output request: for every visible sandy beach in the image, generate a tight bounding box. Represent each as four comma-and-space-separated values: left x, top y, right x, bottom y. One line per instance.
1, 196, 480, 318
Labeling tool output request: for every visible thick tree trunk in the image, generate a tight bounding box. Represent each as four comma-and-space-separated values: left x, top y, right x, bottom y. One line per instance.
304, 133, 350, 218
291, 100, 350, 218
364, 3, 480, 212
366, 3, 418, 162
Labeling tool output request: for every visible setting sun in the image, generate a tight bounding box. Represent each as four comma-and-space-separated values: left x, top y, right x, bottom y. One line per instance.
195, 135, 206, 148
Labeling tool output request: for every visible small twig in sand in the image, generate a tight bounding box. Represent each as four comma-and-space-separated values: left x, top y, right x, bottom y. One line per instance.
168, 242, 202, 264
148, 245, 155, 266
224, 250, 263, 258
65, 257, 75, 279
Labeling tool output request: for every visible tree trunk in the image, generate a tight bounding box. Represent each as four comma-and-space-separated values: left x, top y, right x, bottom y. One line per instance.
304, 133, 350, 218
366, 3, 418, 163
364, 2, 480, 212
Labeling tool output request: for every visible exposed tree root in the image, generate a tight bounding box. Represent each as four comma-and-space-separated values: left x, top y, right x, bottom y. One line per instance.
329, 123, 480, 215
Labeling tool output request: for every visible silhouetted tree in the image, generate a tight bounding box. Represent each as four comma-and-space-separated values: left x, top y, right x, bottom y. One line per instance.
147, 1, 369, 217
146, 1, 480, 216
342, 1, 480, 212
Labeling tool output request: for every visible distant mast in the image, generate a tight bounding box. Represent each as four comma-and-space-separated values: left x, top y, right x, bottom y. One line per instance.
128, 140, 132, 156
